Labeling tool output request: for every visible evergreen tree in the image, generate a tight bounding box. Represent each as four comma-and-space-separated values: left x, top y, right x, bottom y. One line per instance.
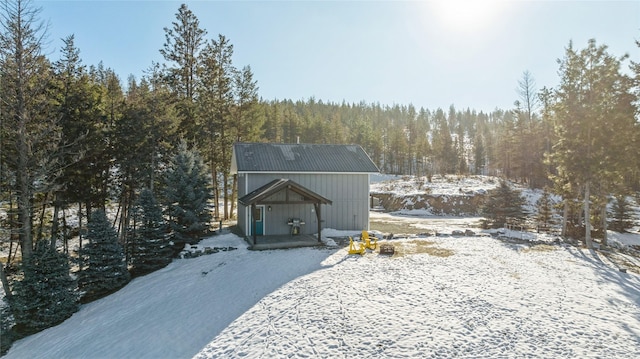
9, 240, 78, 335
609, 195, 635, 233
536, 187, 555, 231
233, 65, 262, 142
113, 73, 177, 246
160, 3, 206, 101
482, 180, 527, 228
473, 130, 486, 175
129, 189, 172, 277
53, 35, 110, 228
432, 108, 456, 174
550, 39, 636, 248
163, 141, 212, 253
1, 302, 14, 355
160, 3, 207, 142
197, 34, 235, 220
1, 0, 58, 262
78, 210, 130, 303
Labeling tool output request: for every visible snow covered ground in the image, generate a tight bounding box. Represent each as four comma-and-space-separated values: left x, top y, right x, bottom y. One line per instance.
6, 229, 640, 359
370, 174, 497, 196
4, 175, 640, 357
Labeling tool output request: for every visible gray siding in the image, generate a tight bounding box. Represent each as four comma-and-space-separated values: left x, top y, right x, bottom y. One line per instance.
240, 173, 370, 236
237, 174, 248, 235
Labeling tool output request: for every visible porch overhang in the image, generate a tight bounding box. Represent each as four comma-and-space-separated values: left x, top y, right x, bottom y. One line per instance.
238, 179, 332, 245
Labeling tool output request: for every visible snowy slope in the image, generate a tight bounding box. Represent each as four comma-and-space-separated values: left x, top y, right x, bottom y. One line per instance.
370, 174, 498, 196
6, 232, 640, 358
5, 235, 337, 359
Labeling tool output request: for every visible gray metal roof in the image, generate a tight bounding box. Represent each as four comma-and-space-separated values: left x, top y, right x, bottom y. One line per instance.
231, 143, 379, 173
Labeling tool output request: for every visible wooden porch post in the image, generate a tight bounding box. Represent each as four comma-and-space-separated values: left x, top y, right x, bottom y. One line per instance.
251, 203, 257, 245
315, 202, 322, 242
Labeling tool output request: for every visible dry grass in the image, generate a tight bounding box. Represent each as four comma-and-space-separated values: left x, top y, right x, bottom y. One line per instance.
378, 239, 454, 258
521, 244, 557, 253
601, 251, 640, 275
369, 220, 429, 236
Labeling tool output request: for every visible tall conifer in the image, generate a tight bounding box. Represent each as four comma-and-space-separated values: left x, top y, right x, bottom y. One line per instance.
163, 141, 212, 254
10, 240, 78, 334
129, 189, 172, 276
78, 210, 130, 303
550, 39, 636, 247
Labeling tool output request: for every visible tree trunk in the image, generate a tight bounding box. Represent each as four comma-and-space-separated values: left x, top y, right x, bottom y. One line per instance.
223, 171, 229, 220
17, 133, 33, 261
37, 191, 49, 242
78, 202, 83, 271
7, 193, 16, 266
0, 263, 12, 302
212, 166, 219, 220
561, 200, 568, 237
150, 147, 156, 191
86, 200, 92, 224
230, 174, 237, 218
584, 181, 593, 249
601, 204, 608, 247
62, 207, 69, 254
51, 193, 60, 251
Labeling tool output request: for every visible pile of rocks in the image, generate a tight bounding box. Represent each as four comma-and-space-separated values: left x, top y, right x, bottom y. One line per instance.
181, 246, 237, 259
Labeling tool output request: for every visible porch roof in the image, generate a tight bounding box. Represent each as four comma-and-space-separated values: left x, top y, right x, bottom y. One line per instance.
238, 178, 333, 206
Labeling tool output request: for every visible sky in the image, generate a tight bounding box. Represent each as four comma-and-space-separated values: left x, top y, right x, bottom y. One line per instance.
33, 0, 640, 113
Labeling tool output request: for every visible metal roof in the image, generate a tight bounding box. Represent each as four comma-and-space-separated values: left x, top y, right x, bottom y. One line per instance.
231, 143, 379, 173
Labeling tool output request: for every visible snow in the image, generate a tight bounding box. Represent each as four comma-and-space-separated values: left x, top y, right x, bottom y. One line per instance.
6, 229, 640, 358
3, 175, 640, 358
609, 231, 640, 248
370, 174, 499, 196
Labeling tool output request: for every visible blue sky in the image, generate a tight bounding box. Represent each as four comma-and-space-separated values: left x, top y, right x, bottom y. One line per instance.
35, 0, 639, 113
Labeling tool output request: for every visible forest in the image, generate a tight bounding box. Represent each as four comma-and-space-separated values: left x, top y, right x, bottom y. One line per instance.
1, 0, 639, 350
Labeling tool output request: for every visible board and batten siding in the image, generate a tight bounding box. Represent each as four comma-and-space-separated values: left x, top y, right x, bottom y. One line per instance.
237, 172, 370, 236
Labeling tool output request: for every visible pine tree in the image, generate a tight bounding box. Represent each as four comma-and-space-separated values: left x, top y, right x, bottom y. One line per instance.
113, 73, 177, 245
536, 187, 555, 231
1, 0, 58, 262
482, 180, 527, 228
160, 3, 206, 101
53, 35, 111, 230
9, 240, 78, 335
129, 189, 172, 277
609, 195, 635, 233
163, 141, 212, 253
432, 108, 456, 174
160, 3, 207, 142
233, 65, 262, 142
197, 34, 235, 220
78, 210, 130, 303
550, 39, 636, 248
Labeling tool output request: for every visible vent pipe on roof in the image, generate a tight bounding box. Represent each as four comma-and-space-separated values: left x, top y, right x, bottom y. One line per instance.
296, 136, 300, 144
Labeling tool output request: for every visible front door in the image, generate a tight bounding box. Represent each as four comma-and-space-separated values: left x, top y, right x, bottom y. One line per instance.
254, 205, 264, 235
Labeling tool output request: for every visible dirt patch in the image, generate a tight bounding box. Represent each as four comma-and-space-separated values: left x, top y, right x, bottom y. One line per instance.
369, 219, 432, 236
521, 244, 557, 253
379, 239, 454, 258
601, 251, 640, 275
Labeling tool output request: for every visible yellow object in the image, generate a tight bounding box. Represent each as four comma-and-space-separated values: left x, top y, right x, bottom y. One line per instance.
361, 231, 377, 250
348, 236, 366, 255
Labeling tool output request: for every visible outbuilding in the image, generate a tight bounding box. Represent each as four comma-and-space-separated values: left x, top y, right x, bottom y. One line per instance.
231, 142, 379, 248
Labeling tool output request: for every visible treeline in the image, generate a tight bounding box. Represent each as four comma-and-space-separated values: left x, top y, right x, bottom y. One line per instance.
256, 41, 640, 247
